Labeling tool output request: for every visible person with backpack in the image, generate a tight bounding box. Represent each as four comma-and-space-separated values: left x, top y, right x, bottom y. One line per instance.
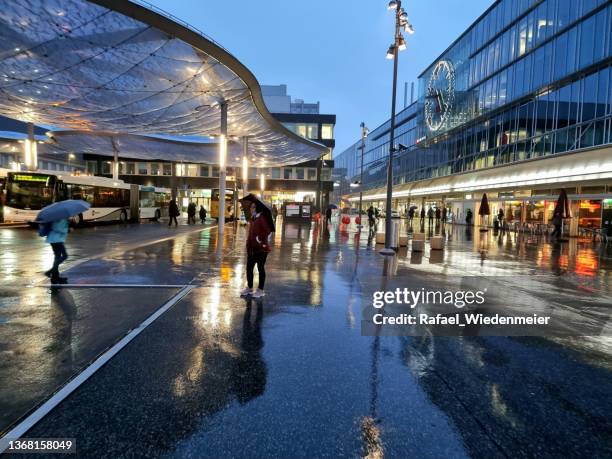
41, 218, 70, 284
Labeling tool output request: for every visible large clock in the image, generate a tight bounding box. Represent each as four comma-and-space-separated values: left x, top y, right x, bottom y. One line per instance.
424, 59, 455, 132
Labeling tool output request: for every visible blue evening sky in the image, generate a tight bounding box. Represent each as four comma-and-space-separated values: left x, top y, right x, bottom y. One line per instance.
152, 0, 493, 154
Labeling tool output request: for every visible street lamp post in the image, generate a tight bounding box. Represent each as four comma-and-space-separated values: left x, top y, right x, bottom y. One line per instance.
357, 122, 369, 229
381, 0, 414, 256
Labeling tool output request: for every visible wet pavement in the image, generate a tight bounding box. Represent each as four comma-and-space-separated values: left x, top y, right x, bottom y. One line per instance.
0, 219, 611, 457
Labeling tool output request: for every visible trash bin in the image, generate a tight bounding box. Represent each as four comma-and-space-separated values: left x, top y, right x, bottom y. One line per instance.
389, 216, 401, 250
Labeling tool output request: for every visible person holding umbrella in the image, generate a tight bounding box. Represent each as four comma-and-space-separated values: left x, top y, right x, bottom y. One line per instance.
37, 199, 90, 284
240, 194, 275, 299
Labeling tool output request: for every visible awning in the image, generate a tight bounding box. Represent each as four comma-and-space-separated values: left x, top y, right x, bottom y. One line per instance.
0, 0, 327, 166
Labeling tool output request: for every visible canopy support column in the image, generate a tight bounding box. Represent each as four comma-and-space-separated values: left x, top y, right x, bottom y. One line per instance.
218, 102, 227, 245
111, 137, 119, 181
242, 136, 248, 197
25, 122, 37, 171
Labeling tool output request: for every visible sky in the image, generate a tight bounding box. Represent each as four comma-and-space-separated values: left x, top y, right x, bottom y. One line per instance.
152, 0, 493, 154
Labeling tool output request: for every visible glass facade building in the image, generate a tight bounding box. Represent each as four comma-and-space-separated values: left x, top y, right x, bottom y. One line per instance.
334, 0, 612, 232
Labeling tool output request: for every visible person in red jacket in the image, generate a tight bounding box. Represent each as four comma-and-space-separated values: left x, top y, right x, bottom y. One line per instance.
241, 200, 273, 299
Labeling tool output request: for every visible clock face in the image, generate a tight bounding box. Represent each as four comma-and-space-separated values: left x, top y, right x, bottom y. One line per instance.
424, 60, 455, 132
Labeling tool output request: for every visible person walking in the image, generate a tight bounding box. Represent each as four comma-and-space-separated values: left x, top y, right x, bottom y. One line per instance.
272, 204, 278, 221
420, 207, 425, 225
241, 200, 273, 299
168, 198, 179, 227
551, 211, 562, 239
325, 206, 332, 225
442, 207, 447, 224
199, 205, 207, 224
427, 207, 434, 226
187, 201, 196, 224
466, 209, 473, 226
435, 207, 441, 225
44, 218, 70, 284
367, 206, 375, 229
497, 208, 505, 229
408, 207, 415, 224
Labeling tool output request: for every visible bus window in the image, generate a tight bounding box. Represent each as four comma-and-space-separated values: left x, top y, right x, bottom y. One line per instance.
67, 184, 94, 204
6, 173, 56, 210
94, 187, 129, 207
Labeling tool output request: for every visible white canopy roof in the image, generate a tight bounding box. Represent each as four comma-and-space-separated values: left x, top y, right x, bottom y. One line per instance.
0, 0, 327, 166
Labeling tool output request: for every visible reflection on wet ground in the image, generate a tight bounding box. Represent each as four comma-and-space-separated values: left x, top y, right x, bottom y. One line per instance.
1, 220, 611, 457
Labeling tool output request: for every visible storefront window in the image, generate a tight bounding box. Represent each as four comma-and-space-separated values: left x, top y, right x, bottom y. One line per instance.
150, 163, 160, 175
307, 168, 317, 180
525, 200, 545, 222
284, 168, 293, 179
579, 200, 602, 228
138, 162, 148, 175
296, 168, 304, 180
163, 163, 172, 176
271, 167, 281, 179
126, 162, 135, 175
200, 165, 209, 177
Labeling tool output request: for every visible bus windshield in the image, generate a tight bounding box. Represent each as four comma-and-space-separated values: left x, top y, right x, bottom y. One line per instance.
6, 173, 56, 210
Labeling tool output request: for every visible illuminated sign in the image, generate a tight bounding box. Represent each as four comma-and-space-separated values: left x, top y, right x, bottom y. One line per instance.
12, 174, 50, 183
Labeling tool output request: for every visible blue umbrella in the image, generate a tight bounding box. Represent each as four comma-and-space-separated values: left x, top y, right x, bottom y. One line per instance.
36, 200, 90, 223
327, 204, 338, 209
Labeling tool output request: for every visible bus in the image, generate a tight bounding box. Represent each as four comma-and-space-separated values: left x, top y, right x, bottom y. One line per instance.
139, 186, 171, 221
3, 170, 132, 224
210, 188, 235, 221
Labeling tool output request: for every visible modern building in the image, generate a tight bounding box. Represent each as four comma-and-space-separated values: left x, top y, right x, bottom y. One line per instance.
334, 0, 612, 235
0, 116, 84, 173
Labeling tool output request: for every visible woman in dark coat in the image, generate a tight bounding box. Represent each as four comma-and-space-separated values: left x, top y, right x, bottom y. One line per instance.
168, 199, 179, 227
241, 200, 273, 299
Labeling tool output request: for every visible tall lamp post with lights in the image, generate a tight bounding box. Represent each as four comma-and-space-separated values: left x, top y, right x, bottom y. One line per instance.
357, 122, 369, 228
380, 0, 414, 255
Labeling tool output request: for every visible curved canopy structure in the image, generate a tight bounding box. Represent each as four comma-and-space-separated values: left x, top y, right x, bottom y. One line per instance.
42, 130, 249, 164
0, 0, 327, 166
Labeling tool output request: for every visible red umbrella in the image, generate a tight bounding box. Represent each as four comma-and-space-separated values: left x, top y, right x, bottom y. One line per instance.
478, 193, 491, 216
554, 189, 571, 219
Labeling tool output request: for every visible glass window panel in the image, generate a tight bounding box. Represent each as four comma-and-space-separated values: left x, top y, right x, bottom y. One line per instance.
296, 168, 305, 180
306, 124, 318, 139
596, 67, 608, 118
554, 33, 568, 81
532, 47, 545, 90
526, 12, 535, 51
138, 162, 148, 175
126, 162, 135, 174
283, 168, 293, 179
582, 72, 598, 122
150, 163, 160, 175
579, 15, 596, 69
519, 18, 528, 56
271, 167, 281, 179
321, 124, 333, 139
569, 80, 580, 126
567, 26, 578, 74
163, 163, 172, 176
593, 9, 606, 64
199, 165, 209, 177
557, 0, 570, 31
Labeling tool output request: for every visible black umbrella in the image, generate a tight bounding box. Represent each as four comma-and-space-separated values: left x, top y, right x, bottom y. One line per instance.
478, 193, 490, 232
554, 189, 571, 219
239, 194, 275, 232
478, 193, 491, 216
